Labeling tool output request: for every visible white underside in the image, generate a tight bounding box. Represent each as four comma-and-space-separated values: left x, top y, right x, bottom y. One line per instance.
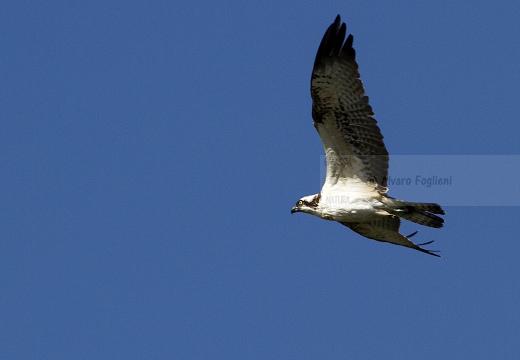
316, 192, 389, 222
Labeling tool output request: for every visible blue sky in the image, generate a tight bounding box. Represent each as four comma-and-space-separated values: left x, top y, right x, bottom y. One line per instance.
2, 1, 520, 358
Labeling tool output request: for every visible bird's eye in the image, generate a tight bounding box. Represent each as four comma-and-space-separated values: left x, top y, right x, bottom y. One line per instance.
298, 200, 303, 205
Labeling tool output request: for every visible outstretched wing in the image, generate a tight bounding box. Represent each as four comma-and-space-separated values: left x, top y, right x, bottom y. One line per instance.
312, 15, 389, 194
340, 217, 440, 257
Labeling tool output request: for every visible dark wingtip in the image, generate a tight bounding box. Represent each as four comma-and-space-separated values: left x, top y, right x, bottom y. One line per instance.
406, 230, 419, 239
341, 34, 355, 59
416, 240, 441, 257
417, 240, 434, 246
313, 15, 349, 70
424, 250, 441, 258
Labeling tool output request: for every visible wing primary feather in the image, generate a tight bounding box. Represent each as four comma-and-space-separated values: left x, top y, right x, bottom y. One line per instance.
332, 24, 346, 55
313, 15, 344, 70
406, 230, 419, 238
417, 240, 435, 246
341, 34, 355, 59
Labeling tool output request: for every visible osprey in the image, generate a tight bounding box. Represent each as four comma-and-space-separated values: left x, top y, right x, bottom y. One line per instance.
291, 15, 445, 256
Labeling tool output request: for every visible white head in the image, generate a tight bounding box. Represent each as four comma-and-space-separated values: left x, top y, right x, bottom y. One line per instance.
291, 194, 322, 216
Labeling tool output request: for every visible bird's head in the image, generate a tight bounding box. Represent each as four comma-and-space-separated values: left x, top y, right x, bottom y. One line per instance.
291, 194, 321, 215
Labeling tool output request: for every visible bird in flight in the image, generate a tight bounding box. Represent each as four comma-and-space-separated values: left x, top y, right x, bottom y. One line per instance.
291, 15, 445, 256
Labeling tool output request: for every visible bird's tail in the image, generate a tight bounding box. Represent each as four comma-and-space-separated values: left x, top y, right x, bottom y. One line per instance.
384, 198, 445, 228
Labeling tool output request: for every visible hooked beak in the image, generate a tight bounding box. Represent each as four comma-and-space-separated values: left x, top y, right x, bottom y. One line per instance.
291, 206, 299, 214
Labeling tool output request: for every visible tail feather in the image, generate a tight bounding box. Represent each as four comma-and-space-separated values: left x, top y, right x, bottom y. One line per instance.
386, 199, 445, 228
